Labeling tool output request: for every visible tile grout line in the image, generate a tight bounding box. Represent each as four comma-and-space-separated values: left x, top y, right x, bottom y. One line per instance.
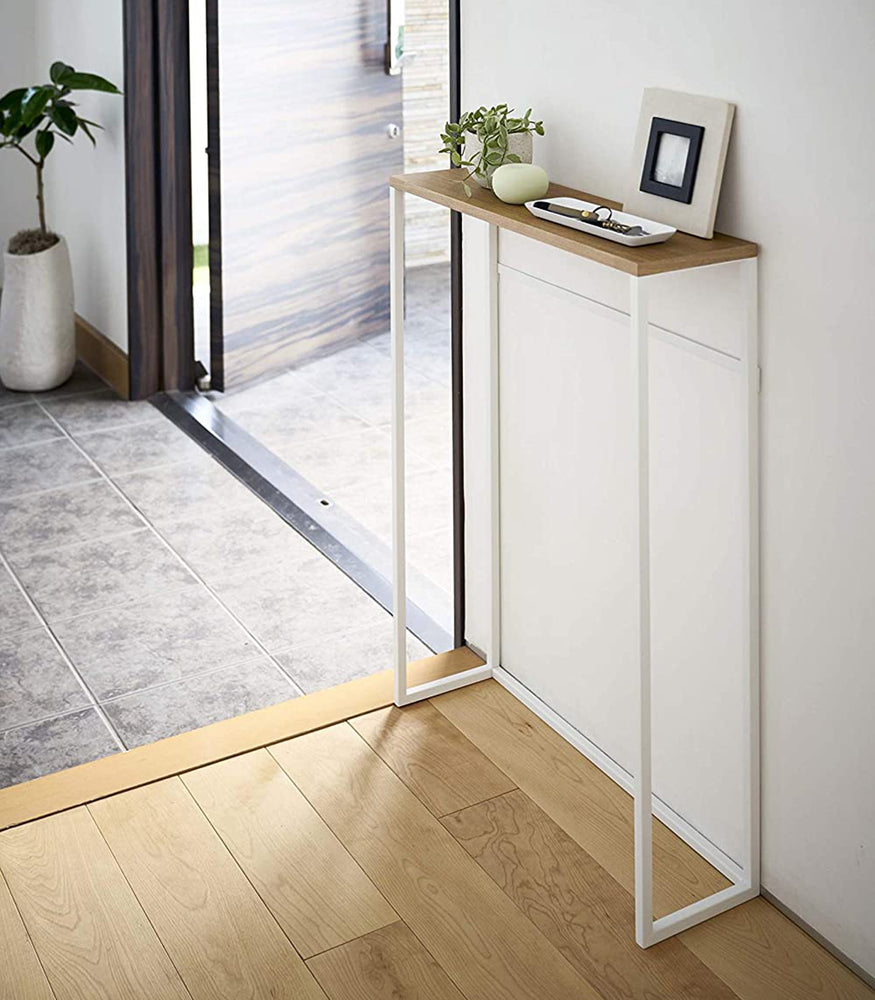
0, 547, 127, 754
32, 398, 307, 699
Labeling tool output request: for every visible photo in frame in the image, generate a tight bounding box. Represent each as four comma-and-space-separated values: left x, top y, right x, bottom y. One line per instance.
623, 89, 735, 238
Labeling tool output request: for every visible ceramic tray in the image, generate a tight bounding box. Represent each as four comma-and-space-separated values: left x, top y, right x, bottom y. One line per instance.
525, 197, 676, 247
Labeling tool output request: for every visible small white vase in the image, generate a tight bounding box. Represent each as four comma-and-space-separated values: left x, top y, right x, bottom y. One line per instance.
467, 131, 533, 189
0, 237, 75, 391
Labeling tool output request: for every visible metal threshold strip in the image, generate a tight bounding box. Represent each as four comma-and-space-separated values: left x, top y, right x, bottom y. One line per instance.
152, 390, 453, 655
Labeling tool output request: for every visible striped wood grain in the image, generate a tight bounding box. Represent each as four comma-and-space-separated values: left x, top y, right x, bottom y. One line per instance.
0, 869, 55, 1000
88, 777, 325, 1000
270, 722, 599, 1000
433, 681, 875, 1000
350, 701, 516, 816
182, 748, 397, 958
217, 0, 403, 387
443, 788, 737, 1000
307, 920, 464, 1000
0, 807, 189, 1000
431, 679, 729, 917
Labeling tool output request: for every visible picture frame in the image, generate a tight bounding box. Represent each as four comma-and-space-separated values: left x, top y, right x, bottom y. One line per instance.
639, 117, 704, 204
623, 89, 735, 239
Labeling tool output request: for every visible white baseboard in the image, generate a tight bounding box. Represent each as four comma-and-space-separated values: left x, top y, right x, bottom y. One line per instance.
491, 666, 745, 886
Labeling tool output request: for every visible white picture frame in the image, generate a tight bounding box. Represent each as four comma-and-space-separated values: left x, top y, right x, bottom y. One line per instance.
623, 88, 735, 239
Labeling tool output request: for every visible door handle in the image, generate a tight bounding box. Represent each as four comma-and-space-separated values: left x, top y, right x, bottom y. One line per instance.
385, 0, 406, 75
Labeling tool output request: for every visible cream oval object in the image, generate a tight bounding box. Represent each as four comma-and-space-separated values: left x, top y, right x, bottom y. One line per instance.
0, 237, 75, 391
492, 163, 549, 205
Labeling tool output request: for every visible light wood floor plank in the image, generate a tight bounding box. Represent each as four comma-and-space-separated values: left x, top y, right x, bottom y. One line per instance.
88, 777, 326, 1000
0, 807, 189, 1000
0, 869, 55, 1000
431, 679, 728, 916
434, 681, 875, 1000
307, 920, 465, 1000
270, 722, 600, 1000
350, 701, 516, 817
680, 897, 875, 1000
182, 749, 397, 958
443, 788, 738, 1000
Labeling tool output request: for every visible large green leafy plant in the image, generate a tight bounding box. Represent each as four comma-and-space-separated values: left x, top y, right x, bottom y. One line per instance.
0, 62, 121, 253
439, 104, 545, 196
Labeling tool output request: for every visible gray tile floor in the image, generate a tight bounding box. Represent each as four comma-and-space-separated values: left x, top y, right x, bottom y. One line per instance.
1, 336, 437, 787
213, 264, 455, 627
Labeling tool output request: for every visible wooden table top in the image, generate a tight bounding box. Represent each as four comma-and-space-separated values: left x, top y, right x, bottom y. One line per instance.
390, 169, 757, 277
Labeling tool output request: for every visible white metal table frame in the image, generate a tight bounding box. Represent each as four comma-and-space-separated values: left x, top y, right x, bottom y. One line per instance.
389, 185, 760, 948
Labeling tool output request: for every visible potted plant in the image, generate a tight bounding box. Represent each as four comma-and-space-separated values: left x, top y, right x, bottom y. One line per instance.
439, 104, 545, 196
0, 62, 121, 391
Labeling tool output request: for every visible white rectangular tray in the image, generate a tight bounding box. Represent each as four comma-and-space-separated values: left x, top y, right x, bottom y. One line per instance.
525, 197, 676, 247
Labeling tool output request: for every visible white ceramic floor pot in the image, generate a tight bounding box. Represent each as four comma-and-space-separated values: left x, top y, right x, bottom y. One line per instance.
467, 131, 533, 189
0, 237, 75, 391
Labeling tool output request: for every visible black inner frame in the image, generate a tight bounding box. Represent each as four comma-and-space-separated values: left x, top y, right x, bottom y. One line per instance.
125, 0, 466, 651
639, 116, 704, 205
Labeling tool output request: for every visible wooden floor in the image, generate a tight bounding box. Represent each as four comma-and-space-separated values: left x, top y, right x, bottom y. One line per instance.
1, 679, 871, 1000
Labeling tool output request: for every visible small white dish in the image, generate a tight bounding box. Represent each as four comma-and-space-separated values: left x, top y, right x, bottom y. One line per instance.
525, 197, 676, 247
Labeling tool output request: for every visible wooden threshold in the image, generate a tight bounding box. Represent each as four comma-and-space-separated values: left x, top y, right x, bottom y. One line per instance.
391, 169, 757, 277
0, 646, 484, 833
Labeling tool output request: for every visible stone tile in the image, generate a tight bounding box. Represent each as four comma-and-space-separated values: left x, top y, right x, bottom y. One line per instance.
0, 708, 118, 788
32, 362, 105, 400
404, 409, 453, 471
0, 565, 40, 637
54, 586, 265, 700
42, 389, 163, 436
160, 501, 322, 586
0, 402, 64, 450
407, 526, 455, 598
275, 621, 430, 694
331, 467, 453, 546
216, 384, 368, 450
114, 450, 258, 529
102, 658, 297, 747
212, 561, 388, 653
291, 341, 447, 428
77, 417, 206, 475
0, 381, 31, 410
0, 479, 144, 557
269, 424, 428, 494
10, 528, 197, 623
0, 629, 89, 731
0, 438, 99, 500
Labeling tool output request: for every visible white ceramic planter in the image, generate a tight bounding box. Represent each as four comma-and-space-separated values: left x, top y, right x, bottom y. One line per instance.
0, 237, 75, 391
467, 131, 533, 189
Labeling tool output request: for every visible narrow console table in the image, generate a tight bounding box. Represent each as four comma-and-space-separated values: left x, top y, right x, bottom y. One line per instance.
388, 168, 759, 948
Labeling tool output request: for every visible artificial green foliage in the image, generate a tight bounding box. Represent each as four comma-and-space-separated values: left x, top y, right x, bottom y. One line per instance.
0, 62, 121, 238
439, 104, 545, 196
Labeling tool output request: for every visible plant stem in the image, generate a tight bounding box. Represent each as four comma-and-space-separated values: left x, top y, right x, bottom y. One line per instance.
36, 159, 46, 234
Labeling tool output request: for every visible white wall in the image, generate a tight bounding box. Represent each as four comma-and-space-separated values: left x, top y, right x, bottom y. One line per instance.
0, 1, 37, 285
0, 0, 127, 350
462, 0, 875, 976
36, 0, 127, 350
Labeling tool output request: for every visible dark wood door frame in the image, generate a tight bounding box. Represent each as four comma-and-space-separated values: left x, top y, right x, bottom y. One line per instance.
124, 0, 194, 400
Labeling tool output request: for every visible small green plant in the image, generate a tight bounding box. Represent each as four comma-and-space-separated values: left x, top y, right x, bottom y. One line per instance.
0, 62, 121, 253
439, 104, 545, 196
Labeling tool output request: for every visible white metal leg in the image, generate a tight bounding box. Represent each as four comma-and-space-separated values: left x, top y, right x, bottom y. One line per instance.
486, 224, 501, 672
742, 257, 761, 889
632, 259, 761, 947
631, 275, 654, 948
391, 203, 497, 706
391, 187, 408, 706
